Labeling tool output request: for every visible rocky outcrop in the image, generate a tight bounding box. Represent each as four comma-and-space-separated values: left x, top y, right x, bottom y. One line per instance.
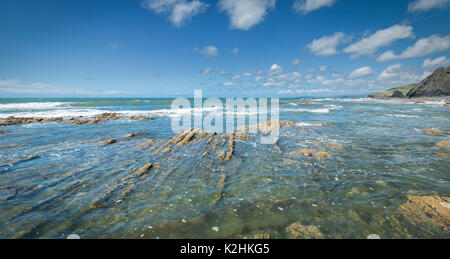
286, 223, 324, 239
0, 113, 155, 126
399, 195, 450, 234
0, 117, 63, 126
390, 90, 404, 98
407, 67, 450, 98
291, 149, 331, 160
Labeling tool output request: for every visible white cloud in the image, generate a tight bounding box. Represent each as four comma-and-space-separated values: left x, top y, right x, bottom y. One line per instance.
0, 79, 134, 95
223, 81, 239, 86
232, 75, 241, 80
349, 66, 375, 78
200, 68, 211, 75
377, 35, 450, 62
376, 63, 420, 86
408, 0, 450, 12
319, 66, 327, 72
220, 70, 229, 75
232, 48, 239, 54
269, 64, 283, 74
254, 75, 264, 82
243, 72, 253, 77
264, 78, 286, 87
195, 45, 219, 57
423, 56, 450, 69
273, 72, 302, 81
141, 0, 208, 27
218, 0, 276, 30
307, 32, 346, 56
344, 25, 414, 58
293, 0, 337, 15
291, 58, 301, 65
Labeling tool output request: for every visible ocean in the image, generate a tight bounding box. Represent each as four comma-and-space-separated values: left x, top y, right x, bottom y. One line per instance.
0, 97, 449, 238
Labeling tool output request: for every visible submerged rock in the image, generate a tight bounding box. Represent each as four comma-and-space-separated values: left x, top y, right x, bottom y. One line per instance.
124, 132, 145, 138
436, 140, 450, 152
237, 119, 295, 133
433, 152, 449, 157
286, 223, 324, 239
399, 195, 450, 234
253, 232, 270, 239
137, 140, 156, 148
291, 149, 331, 160
134, 162, 153, 176
102, 139, 116, 145
0, 130, 8, 134
424, 128, 446, 135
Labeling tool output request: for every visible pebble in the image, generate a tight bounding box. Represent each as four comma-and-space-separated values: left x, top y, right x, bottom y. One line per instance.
367, 234, 381, 239
67, 234, 80, 239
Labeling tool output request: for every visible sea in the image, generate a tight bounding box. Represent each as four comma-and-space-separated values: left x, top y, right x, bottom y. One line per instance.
0, 97, 449, 238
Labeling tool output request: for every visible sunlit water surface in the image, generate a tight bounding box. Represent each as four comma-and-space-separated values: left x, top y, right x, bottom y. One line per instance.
0, 98, 449, 238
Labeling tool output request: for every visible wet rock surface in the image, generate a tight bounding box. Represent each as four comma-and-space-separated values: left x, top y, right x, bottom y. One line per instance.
286, 223, 323, 239
398, 195, 450, 235
0, 113, 155, 126
424, 128, 446, 135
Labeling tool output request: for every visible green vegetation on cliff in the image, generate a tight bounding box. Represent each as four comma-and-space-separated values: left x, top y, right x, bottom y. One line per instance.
368, 84, 416, 98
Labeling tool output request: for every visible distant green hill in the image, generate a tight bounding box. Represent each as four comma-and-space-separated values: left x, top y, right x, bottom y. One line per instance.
368, 84, 417, 98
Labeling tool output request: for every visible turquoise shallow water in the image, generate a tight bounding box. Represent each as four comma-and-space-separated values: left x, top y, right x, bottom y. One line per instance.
0, 98, 449, 238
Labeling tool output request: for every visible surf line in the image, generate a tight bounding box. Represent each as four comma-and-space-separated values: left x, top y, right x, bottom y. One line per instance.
170, 90, 280, 144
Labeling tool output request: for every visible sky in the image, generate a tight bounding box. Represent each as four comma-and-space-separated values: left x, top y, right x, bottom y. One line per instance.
0, 0, 450, 98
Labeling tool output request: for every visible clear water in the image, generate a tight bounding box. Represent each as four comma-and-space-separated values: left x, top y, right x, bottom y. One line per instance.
0, 98, 449, 239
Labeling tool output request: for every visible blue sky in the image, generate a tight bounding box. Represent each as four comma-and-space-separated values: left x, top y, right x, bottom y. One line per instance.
0, 0, 449, 98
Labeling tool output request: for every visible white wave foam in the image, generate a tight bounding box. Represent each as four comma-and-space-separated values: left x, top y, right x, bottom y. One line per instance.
0, 102, 71, 110
0, 106, 265, 119
296, 122, 324, 127
285, 108, 330, 114
384, 114, 420, 118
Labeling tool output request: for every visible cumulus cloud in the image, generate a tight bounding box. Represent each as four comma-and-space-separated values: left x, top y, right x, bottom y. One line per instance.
254, 75, 264, 82
232, 48, 239, 54
243, 72, 253, 77
232, 75, 241, 80
344, 25, 414, 58
349, 66, 375, 78
422, 56, 450, 69
377, 35, 450, 62
319, 66, 327, 72
408, 0, 450, 12
293, 0, 337, 15
307, 32, 346, 56
376, 63, 420, 86
218, 0, 276, 30
269, 64, 283, 74
141, 0, 208, 26
195, 45, 219, 57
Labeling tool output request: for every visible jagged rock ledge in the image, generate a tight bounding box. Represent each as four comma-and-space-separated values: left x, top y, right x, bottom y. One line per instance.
0, 113, 155, 126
